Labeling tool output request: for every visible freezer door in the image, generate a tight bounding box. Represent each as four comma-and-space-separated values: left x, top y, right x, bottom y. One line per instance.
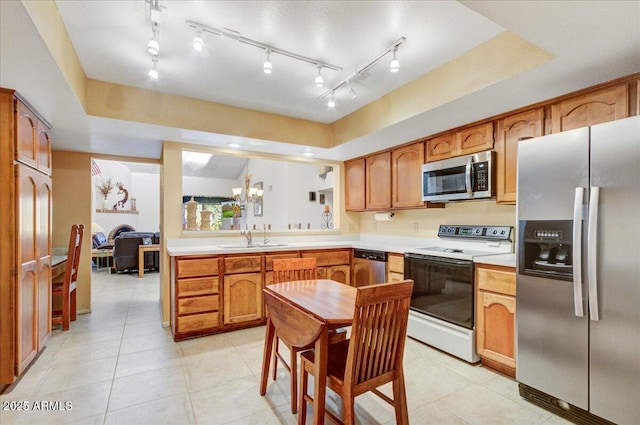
516, 128, 590, 409
588, 116, 640, 424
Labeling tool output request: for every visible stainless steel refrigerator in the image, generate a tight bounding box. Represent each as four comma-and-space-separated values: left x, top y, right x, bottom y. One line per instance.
516, 115, 639, 424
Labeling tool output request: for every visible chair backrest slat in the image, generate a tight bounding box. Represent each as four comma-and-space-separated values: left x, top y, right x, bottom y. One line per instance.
272, 257, 317, 283
346, 280, 413, 386
62, 224, 84, 289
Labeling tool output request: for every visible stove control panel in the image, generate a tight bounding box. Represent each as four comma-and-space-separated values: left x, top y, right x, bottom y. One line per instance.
437, 225, 512, 240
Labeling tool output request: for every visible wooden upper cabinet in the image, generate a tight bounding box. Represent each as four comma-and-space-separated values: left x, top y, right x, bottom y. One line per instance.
16, 100, 38, 169
36, 121, 52, 175
496, 108, 544, 204
344, 158, 365, 211
365, 151, 391, 210
458, 122, 494, 156
391, 142, 425, 208
15, 99, 52, 175
426, 122, 494, 162
425, 132, 456, 162
551, 83, 629, 133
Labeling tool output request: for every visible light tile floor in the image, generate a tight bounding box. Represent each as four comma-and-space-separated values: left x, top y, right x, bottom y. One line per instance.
0, 271, 572, 425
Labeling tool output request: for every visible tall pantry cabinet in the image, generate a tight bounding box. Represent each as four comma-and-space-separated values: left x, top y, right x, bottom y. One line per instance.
0, 88, 53, 388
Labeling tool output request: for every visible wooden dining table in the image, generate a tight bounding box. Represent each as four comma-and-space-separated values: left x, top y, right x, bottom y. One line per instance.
260, 279, 356, 424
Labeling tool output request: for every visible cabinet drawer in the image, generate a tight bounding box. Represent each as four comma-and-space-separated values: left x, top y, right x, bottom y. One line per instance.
265, 252, 299, 271
176, 312, 220, 333
302, 250, 350, 266
224, 255, 261, 274
388, 254, 404, 274
176, 257, 219, 278
177, 295, 219, 315
177, 276, 219, 297
476, 265, 516, 296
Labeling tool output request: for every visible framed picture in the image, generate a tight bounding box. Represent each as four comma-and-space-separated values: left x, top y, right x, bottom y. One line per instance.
253, 181, 263, 216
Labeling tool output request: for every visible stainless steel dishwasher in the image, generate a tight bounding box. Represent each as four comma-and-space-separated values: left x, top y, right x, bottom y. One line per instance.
353, 249, 387, 287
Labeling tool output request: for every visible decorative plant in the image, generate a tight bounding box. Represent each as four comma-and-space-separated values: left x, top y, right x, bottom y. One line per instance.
95, 176, 114, 200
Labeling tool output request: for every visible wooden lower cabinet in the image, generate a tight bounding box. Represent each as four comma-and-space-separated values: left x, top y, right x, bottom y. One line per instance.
223, 273, 263, 324
171, 248, 354, 340
387, 253, 404, 283
302, 249, 351, 285
172, 257, 222, 340
475, 264, 516, 377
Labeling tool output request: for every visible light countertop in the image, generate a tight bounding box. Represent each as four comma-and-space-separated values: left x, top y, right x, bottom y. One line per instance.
475, 253, 516, 268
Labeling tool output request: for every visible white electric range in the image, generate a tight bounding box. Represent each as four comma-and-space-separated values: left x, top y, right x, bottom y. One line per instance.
404, 225, 513, 363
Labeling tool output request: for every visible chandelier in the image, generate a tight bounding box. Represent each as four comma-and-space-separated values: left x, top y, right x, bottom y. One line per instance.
232, 174, 263, 204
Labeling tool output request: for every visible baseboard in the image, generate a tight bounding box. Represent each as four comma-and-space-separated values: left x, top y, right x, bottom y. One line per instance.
77, 308, 91, 314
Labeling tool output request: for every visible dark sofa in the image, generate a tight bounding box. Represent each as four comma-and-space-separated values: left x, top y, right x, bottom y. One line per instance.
113, 232, 160, 273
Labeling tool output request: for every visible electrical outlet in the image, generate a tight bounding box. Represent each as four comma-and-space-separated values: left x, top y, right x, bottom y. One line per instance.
413, 223, 419, 233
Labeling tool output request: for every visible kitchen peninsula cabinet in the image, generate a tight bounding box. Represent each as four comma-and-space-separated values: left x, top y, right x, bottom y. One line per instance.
551, 83, 629, 133
302, 249, 351, 285
1, 89, 53, 388
475, 264, 516, 377
172, 256, 222, 340
495, 108, 544, 204
345, 158, 365, 211
223, 255, 263, 324
365, 151, 391, 210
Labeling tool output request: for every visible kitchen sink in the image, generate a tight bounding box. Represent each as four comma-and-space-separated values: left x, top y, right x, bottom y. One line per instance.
218, 243, 290, 249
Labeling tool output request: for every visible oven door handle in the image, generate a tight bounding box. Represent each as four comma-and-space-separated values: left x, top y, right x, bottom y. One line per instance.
405, 254, 472, 267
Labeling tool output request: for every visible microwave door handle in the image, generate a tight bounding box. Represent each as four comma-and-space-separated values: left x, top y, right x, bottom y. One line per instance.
573, 187, 585, 317
588, 186, 600, 321
465, 158, 473, 197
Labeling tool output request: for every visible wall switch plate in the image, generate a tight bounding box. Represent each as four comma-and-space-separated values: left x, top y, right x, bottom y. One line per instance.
413, 223, 419, 232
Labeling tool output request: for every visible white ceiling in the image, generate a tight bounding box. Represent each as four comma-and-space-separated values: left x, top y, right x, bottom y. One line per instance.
1, 1, 639, 161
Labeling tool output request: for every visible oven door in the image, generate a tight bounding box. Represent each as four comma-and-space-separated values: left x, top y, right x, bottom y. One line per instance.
404, 253, 475, 329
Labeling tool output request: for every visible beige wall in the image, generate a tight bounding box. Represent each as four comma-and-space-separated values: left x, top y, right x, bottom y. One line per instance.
358, 201, 516, 240
52, 151, 93, 312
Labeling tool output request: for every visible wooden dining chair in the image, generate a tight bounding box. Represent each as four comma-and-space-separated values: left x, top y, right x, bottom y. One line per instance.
270, 257, 319, 413
270, 257, 347, 414
52, 223, 84, 331
298, 279, 414, 425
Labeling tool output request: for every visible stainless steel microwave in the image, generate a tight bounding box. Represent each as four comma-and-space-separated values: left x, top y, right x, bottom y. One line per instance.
422, 151, 495, 202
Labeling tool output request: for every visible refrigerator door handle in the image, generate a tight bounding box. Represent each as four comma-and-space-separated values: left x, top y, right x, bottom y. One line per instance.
573, 187, 585, 317
465, 158, 473, 197
588, 186, 600, 321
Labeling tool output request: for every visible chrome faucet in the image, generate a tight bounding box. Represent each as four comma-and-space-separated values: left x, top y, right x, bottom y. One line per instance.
263, 224, 269, 245
241, 230, 252, 246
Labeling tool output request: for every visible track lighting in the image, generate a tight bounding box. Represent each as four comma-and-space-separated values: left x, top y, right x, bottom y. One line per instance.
328, 91, 336, 108
347, 81, 357, 99
319, 37, 406, 105
315, 65, 324, 88
147, 28, 159, 55
148, 56, 159, 80
192, 31, 203, 51
263, 49, 273, 74
390, 46, 399, 72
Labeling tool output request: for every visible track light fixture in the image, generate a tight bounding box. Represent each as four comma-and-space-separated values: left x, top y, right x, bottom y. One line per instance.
185, 20, 342, 79
147, 28, 159, 55
148, 56, 159, 80
327, 91, 336, 108
192, 30, 203, 51
347, 81, 357, 99
315, 65, 324, 88
319, 37, 406, 104
390, 46, 399, 73
263, 49, 273, 74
